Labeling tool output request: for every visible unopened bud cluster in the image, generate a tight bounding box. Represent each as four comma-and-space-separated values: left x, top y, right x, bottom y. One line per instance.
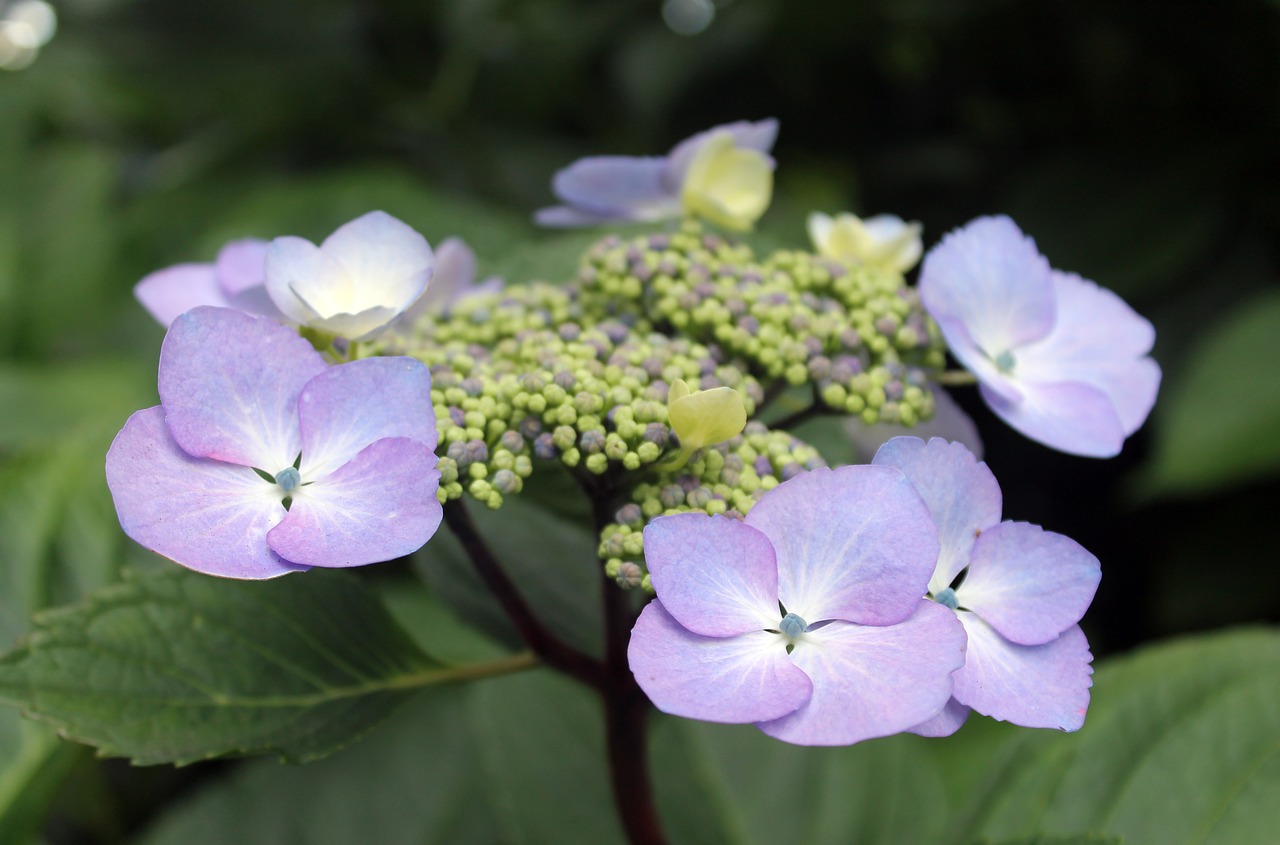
600, 421, 826, 591
382, 282, 762, 509
578, 221, 946, 427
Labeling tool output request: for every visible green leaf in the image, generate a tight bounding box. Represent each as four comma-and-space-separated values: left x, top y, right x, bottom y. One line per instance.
472, 669, 626, 845
977, 837, 1122, 845
1143, 290, 1280, 496
656, 719, 949, 845
0, 568, 528, 765
942, 628, 1280, 845
135, 685, 501, 845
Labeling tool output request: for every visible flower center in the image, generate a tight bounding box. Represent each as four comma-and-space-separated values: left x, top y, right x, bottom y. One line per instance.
779, 612, 808, 643
993, 350, 1016, 374
934, 587, 959, 610
274, 466, 302, 494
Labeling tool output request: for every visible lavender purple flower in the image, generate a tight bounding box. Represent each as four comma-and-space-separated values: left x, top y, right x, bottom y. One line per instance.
919, 216, 1160, 457
105, 306, 442, 579
628, 465, 966, 745
872, 436, 1100, 733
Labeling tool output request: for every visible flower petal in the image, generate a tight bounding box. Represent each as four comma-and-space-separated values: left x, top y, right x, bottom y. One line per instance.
268, 437, 442, 567
919, 216, 1056, 369
979, 378, 1126, 458
680, 133, 774, 231
628, 602, 812, 724
297, 356, 437, 479
951, 615, 1093, 731
214, 238, 269, 296
872, 436, 1002, 595
1017, 271, 1161, 437
134, 263, 229, 326
402, 236, 475, 320
744, 466, 939, 626
320, 211, 433, 315
158, 307, 326, 471
665, 118, 778, 189
106, 407, 303, 579
264, 235, 350, 326
643, 513, 782, 637
909, 697, 972, 738
959, 521, 1100, 645
549, 155, 678, 221
756, 601, 966, 745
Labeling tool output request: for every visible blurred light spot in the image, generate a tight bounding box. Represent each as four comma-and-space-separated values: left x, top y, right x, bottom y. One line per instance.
9, 0, 56, 44
0, 0, 54, 70
662, 0, 715, 36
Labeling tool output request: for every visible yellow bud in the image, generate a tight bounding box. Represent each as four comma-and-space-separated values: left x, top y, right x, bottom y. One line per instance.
667, 380, 747, 452
807, 211, 923, 273
681, 132, 774, 231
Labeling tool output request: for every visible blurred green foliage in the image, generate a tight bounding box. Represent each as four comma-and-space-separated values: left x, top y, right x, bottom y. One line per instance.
0, 0, 1278, 841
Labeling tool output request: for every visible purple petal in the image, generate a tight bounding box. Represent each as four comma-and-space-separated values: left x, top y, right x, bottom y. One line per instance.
959, 521, 1100, 645
872, 436, 1002, 595
320, 211, 433, 307
664, 118, 779, 189
1017, 271, 1161, 437
134, 263, 230, 326
297, 357, 437, 479
533, 205, 621, 228
744, 466, 939, 626
979, 378, 1126, 458
267, 437, 442, 567
628, 602, 812, 724
214, 239, 269, 296
643, 513, 782, 637
106, 407, 304, 579
756, 600, 966, 745
549, 156, 679, 221
909, 697, 972, 738
158, 307, 326, 471
403, 237, 476, 320
919, 216, 1056, 378
952, 616, 1093, 731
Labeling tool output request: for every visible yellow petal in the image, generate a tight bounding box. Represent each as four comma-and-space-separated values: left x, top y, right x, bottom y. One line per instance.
681, 133, 774, 231
807, 211, 923, 273
669, 386, 747, 451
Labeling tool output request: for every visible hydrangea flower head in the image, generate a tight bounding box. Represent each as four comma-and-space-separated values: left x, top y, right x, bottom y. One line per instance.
628, 465, 967, 745
265, 210, 434, 341
535, 119, 777, 229
872, 436, 1100, 733
135, 238, 284, 326
919, 216, 1160, 457
106, 306, 442, 579
807, 212, 924, 273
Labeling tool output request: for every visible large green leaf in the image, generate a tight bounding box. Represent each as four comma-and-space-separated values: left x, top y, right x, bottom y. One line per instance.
472, 669, 627, 844
940, 628, 1280, 845
0, 569, 526, 765
134, 685, 500, 845
658, 718, 949, 845
1143, 290, 1280, 497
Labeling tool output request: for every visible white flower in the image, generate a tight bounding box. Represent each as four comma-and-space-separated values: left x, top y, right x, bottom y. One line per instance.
265, 211, 434, 340
807, 212, 923, 273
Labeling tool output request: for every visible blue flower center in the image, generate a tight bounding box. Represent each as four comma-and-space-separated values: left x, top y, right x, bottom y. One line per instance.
779, 612, 808, 643
274, 466, 302, 494
994, 350, 1016, 374
934, 587, 959, 610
